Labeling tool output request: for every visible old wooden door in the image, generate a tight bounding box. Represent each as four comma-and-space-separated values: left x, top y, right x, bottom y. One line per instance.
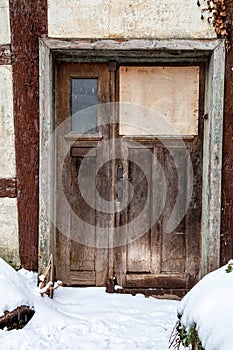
55, 62, 203, 291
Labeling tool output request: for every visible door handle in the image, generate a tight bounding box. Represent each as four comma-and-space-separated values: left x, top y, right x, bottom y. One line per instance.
116, 164, 123, 201
117, 164, 123, 182
117, 164, 131, 182
116, 164, 132, 204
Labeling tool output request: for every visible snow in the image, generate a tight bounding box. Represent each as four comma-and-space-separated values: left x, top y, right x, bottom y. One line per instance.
0, 258, 180, 350
0, 258, 34, 315
178, 262, 233, 350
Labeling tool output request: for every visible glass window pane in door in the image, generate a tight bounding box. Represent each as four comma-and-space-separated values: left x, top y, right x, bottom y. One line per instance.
71, 78, 98, 133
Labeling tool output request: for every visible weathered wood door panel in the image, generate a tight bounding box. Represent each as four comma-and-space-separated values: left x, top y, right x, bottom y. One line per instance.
113, 141, 202, 289
55, 62, 204, 290
69, 155, 96, 285
56, 63, 112, 286
127, 148, 152, 273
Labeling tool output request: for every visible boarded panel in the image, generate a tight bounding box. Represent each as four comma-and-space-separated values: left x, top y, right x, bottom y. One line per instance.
119, 66, 199, 136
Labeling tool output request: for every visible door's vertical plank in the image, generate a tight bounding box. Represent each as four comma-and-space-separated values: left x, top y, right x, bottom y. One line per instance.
161, 148, 186, 273
55, 63, 72, 284
56, 152, 71, 285
185, 66, 204, 285
185, 143, 202, 287
69, 156, 96, 283
107, 62, 117, 279
95, 147, 110, 286
126, 148, 152, 273
113, 140, 128, 286
95, 65, 111, 286
150, 147, 164, 274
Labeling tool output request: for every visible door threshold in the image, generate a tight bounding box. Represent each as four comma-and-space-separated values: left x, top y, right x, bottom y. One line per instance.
106, 278, 187, 300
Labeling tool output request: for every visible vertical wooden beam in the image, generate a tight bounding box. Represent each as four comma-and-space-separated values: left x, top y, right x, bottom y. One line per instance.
201, 41, 225, 276
221, 3, 233, 265
38, 39, 53, 273
107, 61, 117, 279
9, 0, 47, 270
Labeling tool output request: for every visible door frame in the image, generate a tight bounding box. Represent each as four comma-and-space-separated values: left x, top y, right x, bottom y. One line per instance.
39, 38, 225, 281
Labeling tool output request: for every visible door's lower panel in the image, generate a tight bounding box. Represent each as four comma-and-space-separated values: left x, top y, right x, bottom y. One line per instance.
68, 271, 96, 286
124, 273, 188, 289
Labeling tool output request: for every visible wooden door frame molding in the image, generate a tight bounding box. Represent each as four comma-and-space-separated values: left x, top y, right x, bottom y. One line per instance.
39, 38, 225, 279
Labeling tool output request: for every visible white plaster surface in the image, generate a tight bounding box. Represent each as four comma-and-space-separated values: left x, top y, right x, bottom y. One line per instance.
0, 65, 16, 178
48, 0, 216, 39
0, 0, 11, 45
0, 198, 19, 266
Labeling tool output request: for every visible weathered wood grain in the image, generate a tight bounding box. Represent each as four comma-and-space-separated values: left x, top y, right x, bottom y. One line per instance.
70, 147, 97, 157
161, 148, 186, 274
9, 0, 47, 271
125, 274, 187, 289
0, 306, 34, 330
114, 287, 187, 299
0, 45, 11, 65
56, 62, 204, 290
56, 62, 111, 286
221, 3, 233, 265
41, 38, 222, 53
68, 271, 96, 286
201, 40, 225, 275
127, 148, 151, 273
0, 178, 17, 198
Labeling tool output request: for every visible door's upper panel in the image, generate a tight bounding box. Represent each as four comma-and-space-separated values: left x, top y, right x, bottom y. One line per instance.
119, 66, 199, 136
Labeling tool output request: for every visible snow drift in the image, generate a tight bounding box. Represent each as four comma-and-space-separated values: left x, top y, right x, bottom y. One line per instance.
0, 258, 34, 315
0, 257, 180, 349
178, 261, 233, 350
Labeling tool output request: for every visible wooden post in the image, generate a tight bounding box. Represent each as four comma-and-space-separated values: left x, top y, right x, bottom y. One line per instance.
9, 0, 48, 271
221, 2, 233, 265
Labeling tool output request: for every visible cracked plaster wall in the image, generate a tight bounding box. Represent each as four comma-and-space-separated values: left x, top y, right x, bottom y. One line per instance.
48, 0, 216, 39
0, 0, 11, 45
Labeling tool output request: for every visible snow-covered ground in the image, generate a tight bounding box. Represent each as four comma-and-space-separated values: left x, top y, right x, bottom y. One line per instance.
178, 261, 233, 350
0, 258, 180, 350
